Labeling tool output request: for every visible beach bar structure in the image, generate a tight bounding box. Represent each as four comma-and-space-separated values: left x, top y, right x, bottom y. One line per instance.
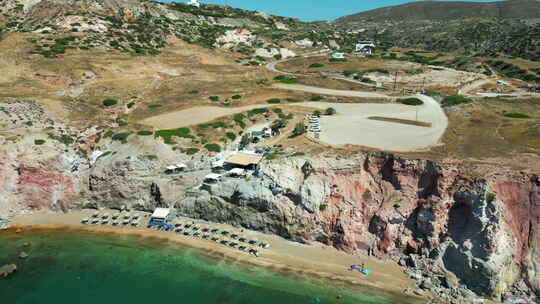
227, 168, 246, 178
151, 208, 170, 223
224, 152, 263, 170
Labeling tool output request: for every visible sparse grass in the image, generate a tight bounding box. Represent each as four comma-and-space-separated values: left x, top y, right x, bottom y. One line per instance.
232, 94, 242, 100
155, 128, 193, 144
189, 90, 200, 94
267, 98, 281, 104
148, 104, 162, 109
34, 139, 46, 145
441, 95, 472, 107
248, 108, 269, 116
286, 98, 300, 103
198, 121, 228, 129
185, 147, 200, 155
310, 95, 324, 101
137, 130, 153, 136
112, 132, 131, 143
274, 75, 298, 84
503, 112, 531, 119
209, 96, 219, 102
309, 63, 324, 68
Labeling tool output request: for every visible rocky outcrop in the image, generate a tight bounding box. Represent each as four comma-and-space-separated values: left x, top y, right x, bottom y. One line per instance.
0, 264, 17, 277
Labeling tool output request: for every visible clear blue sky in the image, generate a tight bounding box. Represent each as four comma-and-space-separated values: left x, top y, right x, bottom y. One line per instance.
181, 0, 502, 21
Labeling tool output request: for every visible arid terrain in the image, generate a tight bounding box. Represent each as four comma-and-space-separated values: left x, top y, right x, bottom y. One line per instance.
1, 0, 539, 303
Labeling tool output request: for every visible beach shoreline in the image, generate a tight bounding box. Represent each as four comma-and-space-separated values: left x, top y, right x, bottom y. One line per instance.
4, 210, 424, 303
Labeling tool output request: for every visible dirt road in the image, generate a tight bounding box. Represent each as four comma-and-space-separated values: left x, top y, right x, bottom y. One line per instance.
273, 83, 392, 99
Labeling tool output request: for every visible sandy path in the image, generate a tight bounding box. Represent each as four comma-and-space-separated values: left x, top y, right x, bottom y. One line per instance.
141, 105, 269, 129
296, 94, 448, 151
8, 211, 420, 301
273, 83, 391, 99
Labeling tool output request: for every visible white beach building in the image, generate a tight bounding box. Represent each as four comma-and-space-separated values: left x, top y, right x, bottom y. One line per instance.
151, 208, 170, 222
355, 41, 376, 54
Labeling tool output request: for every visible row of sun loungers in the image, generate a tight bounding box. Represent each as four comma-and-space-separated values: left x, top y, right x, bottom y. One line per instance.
82, 213, 269, 257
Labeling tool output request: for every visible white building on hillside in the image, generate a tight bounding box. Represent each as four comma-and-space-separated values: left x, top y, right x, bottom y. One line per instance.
355, 41, 376, 54
187, 0, 200, 8
332, 52, 345, 59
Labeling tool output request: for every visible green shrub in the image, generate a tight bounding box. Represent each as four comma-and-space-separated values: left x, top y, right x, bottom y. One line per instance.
325, 107, 336, 115
232, 94, 242, 100
127, 102, 135, 109
209, 96, 219, 102
34, 139, 46, 145
155, 128, 193, 144
204, 143, 221, 152
248, 108, 269, 116
503, 112, 531, 119
309, 63, 324, 68
286, 98, 300, 103
137, 130, 153, 136
310, 95, 324, 101
199, 121, 227, 129
360, 77, 375, 84
401, 98, 424, 106
441, 95, 472, 107
144, 155, 158, 161
148, 104, 162, 109
273, 108, 283, 114
233, 113, 246, 128
486, 192, 496, 203
343, 70, 358, 77
185, 148, 200, 155
292, 122, 306, 137
225, 132, 237, 141
188, 90, 199, 94
48, 134, 74, 145
274, 75, 298, 84
267, 98, 281, 104
112, 132, 131, 143
329, 58, 347, 62
319, 204, 327, 212
103, 130, 114, 138
102, 99, 118, 107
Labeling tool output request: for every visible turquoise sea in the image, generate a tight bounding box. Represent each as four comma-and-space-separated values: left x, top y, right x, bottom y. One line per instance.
0, 230, 417, 304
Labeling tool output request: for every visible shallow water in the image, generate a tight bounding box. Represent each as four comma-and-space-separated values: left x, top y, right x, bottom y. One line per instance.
0, 230, 417, 304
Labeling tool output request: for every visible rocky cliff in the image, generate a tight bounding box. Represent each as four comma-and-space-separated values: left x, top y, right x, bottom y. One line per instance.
1, 132, 538, 302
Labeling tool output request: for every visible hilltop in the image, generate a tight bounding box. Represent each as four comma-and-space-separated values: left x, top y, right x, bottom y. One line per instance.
337, 0, 540, 22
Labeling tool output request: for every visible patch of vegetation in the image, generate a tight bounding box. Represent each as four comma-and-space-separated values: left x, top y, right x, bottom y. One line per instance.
112, 132, 131, 143
155, 128, 194, 144
232, 94, 242, 100
292, 122, 306, 137
267, 98, 281, 104
273, 108, 283, 114
274, 75, 298, 84
325, 107, 336, 115
401, 98, 424, 106
309, 63, 324, 68
310, 95, 324, 101
34, 139, 46, 145
137, 130, 153, 136
248, 108, 269, 116
486, 60, 540, 82
365, 68, 389, 74
441, 95, 472, 107
286, 98, 300, 103
185, 147, 200, 155
209, 96, 220, 102
330, 58, 347, 62
319, 204, 327, 212
144, 155, 158, 161
233, 113, 246, 128
204, 143, 221, 153
198, 121, 227, 129
148, 104, 162, 109
360, 77, 375, 84
189, 90, 199, 94
343, 70, 358, 77
127, 102, 135, 109
225, 132, 237, 141
503, 112, 531, 119
102, 99, 118, 107
116, 118, 128, 126
486, 192, 496, 203
48, 134, 74, 145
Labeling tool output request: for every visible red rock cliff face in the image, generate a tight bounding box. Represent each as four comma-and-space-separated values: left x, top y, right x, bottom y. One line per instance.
297, 154, 539, 299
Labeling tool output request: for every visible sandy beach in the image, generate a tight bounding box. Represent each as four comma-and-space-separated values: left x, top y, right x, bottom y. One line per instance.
7, 210, 423, 302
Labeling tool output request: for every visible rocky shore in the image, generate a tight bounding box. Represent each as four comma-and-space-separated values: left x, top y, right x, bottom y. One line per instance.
1, 131, 539, 303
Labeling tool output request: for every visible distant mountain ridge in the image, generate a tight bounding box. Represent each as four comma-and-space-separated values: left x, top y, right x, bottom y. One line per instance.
337, 0, 540, 22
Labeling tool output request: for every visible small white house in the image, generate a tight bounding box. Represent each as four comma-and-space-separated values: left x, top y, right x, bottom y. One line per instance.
187, 0, 200, 8
332, 53, 345, 59
227, 168, 246, 178
204, 173, 222, 184
355, 41, 375, 54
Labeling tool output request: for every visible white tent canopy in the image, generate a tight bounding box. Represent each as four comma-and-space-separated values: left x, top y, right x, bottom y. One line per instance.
204, 173, 222, 182
228, 168, 245, 176
151, 208, 170, 221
